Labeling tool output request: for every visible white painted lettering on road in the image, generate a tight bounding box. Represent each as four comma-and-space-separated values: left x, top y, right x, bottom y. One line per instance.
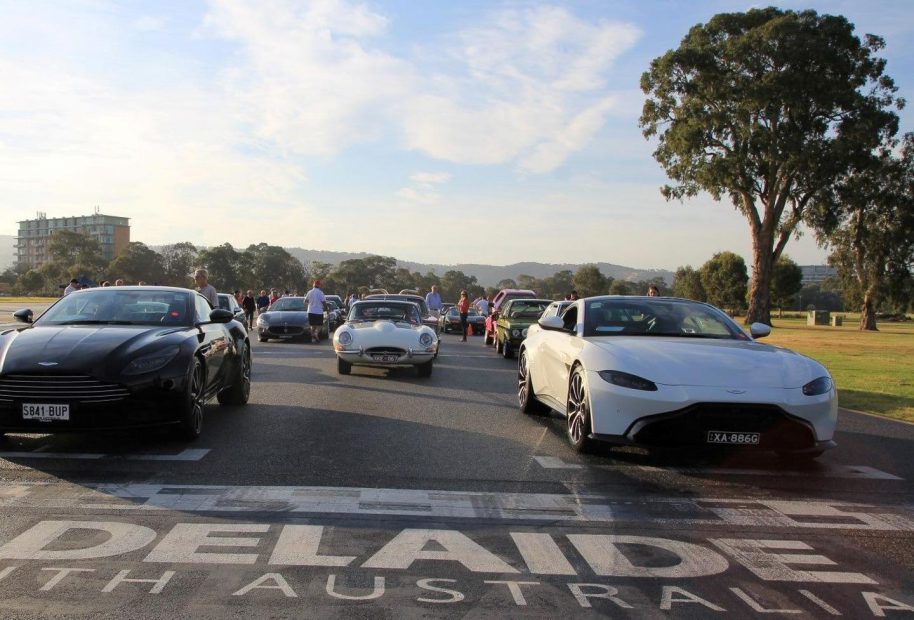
0, 521, 156, 560
511, 533, 577, 575
416, 578, 465, 604
568, 583, 635, 609
660, 585, 727, 611
233, 573, 298, 598
711, 539, 877, 584
145, 524, 268, 564
568, 534, 730, 578
101, 569, 175, 594
326, 574, 385, 600
729, 587, 802, 613
269, 525, 355, 567
40, 567, 95, 591
362, 529, 518, 573
861, 592, 914, 617
484, 580, 540, 606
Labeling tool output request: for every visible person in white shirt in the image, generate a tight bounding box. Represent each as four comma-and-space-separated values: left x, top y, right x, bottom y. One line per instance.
63, 278, 79, 296
193, 268, 218, 307
475, 294, 491, 316
304, 279, 327, 344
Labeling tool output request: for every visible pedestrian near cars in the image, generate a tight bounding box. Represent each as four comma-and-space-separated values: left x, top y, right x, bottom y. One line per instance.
474, 295, 490, 316
194, 268, 218, 307
457, 290, 471, 342
425, 285, 443, 314
269, 289, 280, 305
647, 285, 660, 297
242, 290, 256, 329
256, 289, 270, 314
304, 279, 326, 344
64, 278, 79, 296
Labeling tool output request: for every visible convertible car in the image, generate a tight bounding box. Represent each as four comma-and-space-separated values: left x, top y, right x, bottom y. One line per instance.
333, 300, 438, 377
517, 296, 837, 460
0, 286, 251, 440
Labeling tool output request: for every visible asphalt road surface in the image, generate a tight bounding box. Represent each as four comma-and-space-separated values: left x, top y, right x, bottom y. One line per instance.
0, 332, 912, 619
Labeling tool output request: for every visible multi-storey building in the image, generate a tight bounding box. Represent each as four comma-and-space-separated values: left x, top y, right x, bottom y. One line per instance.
800, 264, 838, 284
16, 212, 130, 270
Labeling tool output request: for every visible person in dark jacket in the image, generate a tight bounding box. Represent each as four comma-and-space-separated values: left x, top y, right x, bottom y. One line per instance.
241, 290, 257, 329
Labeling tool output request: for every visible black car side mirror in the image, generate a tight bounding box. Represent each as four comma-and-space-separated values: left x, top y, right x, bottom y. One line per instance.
208, 308, 235, 324
13, 309, 33, 324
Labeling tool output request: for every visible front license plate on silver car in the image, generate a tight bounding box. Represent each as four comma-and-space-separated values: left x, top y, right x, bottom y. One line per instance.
372, 354, 399, 362
22, 403, 70, 422
707, 431, 760, 445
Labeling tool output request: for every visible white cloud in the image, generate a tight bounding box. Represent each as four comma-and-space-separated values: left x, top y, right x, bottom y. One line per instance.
396, 171, 452, 204
134, 15, 166, 32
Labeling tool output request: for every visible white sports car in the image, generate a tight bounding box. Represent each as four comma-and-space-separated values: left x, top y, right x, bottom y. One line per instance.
518, 296, 837, 459
333, 300, 439, 377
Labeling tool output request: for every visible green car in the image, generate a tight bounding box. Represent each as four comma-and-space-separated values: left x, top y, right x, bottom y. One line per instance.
494, 298, 552, 359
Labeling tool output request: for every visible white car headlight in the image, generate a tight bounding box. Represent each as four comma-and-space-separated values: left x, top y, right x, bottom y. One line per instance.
802, 376, 832, 396
511, 329, 521, 338
419, 333, 434, 347
123, 347, 180, 375
338, 331, 353, 346
521, 328, 528, 337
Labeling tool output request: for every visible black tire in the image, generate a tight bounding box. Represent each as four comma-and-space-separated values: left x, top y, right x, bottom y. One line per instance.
566, 367, 593, 453
337, 357, 352, 375
501, 337, 513, 359
177, 358, 205, 440
258, 335, 268, 343
217, 341, 251, 406
518, 349, 549, 415
484, 330, 493, 345
417, 360, 433, 378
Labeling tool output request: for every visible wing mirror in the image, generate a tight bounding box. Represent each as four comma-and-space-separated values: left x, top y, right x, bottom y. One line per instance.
208, 308, 235, 324
538, 315, 566, 331
749, 322, 771, 339
13, 308, 33, 324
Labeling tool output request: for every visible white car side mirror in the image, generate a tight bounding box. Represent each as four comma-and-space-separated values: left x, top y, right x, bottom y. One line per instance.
749, 322, 771, 339
538, 316, 565, 331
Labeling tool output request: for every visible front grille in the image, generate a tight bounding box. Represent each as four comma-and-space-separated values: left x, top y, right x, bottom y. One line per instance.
0, 374, 130, 404
366, 347, 406, 355
628, 403, 815, 450
269, 326, 305, 335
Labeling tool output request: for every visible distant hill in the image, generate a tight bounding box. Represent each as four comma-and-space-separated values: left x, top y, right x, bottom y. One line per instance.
284, 247, 674, 287
0, 235, 14, 269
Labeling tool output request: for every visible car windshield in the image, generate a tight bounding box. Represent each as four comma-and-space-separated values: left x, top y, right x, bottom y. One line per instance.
37, 289, 192, 327
217, 295, 234, 310
366, 295, 430, 315
269, 297, 306, 311
583, 299, 747, 339
349, 302, 421, 325
506, 301, 549, 318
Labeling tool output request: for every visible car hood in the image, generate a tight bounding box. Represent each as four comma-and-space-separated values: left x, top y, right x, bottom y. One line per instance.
347, 321, 421, 331
502, 317, 541, 327
0, 325, 186, 375
587, 337, 827, 389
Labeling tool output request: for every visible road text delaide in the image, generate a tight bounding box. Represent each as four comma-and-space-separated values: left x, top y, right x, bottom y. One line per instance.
0, 520, 912, 615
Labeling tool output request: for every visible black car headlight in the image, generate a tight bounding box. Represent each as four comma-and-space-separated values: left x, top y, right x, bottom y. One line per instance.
123, 347, 180, 375
802, 376, 833, 396
598, 370, 658, 391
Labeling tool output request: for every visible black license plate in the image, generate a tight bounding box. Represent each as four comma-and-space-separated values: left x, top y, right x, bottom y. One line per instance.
707, 431, 760, 445
372, 354, 399, 362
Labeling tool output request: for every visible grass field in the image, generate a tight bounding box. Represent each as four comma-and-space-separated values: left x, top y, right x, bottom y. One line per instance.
761, 316, 914, 423
0, 297, 57, 305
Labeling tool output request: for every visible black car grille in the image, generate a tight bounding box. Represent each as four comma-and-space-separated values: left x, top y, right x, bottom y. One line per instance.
366, 347, 406, 355
0, 375, 130, 404
268, 326, 305, 335
627, 403, 816, 450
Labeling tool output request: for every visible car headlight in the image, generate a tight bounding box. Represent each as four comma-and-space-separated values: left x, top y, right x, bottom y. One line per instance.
123, 347, 180, 375
521, 328, 528, 337
802, 376, 833, 396
598, 370, 658, 391
338, 331, 353, 346
512, 329, 521, 338
419, 333, 434, 347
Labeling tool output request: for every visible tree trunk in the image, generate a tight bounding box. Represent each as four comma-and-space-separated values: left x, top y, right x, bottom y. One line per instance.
746, 243, 773, 326
859, 290, 878, 331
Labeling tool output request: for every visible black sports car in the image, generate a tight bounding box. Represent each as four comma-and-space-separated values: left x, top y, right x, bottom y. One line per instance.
0, 286, 251, 440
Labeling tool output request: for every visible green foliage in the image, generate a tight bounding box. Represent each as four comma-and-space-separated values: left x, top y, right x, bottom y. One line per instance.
573, 264, 607, 297
640, 7, 902, 324
197, 243, 244, 291
440, 270, 482, 301
700, 252, 748, 311
47, 230, 107, 279
672, 266, 706, 301
608, 280, 631, 296
107, 242, 164, 284
770, 255, 804, 311
159, 242, 198, 287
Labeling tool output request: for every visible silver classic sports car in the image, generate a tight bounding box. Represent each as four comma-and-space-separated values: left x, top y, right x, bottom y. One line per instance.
333, 300, 439, 377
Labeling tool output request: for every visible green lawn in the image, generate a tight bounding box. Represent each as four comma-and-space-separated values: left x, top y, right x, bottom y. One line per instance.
760, 316, 914, 423
0, 297, 57, 305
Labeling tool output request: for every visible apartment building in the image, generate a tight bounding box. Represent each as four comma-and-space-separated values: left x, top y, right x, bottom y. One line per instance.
16, 212, 130, 270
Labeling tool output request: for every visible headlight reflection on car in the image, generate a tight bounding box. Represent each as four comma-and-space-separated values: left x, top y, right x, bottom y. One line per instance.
123, 347, 180, 375
419, 333, 434, 347
598, 370, 658, 392
802, 376, 833, 396
338, 331, 353, 346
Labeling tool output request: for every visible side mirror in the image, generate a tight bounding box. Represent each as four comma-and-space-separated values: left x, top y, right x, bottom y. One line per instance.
538, 316, 566, 331
209, 308, 235, 324
749, 322, 771, 339
13, 309, 33, 324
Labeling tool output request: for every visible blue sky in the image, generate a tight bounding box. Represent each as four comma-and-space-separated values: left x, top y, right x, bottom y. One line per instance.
1, 0, 912, 270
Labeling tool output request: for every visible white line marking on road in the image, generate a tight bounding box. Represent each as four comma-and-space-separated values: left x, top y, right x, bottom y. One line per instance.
532, 456, 904, 480
0, 448, 210, 462
1, 481, 912, 530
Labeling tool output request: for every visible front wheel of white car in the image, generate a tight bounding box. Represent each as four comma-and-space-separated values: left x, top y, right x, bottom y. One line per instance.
417, 361, 433, 378
566, 367, 593, 453
518, 349, 549, 415
337, 357, 352, 375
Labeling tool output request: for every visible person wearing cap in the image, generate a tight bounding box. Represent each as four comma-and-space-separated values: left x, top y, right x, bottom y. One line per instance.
193, 268, 218, 307
304, 279, 327, 344
64, 278, 79, 296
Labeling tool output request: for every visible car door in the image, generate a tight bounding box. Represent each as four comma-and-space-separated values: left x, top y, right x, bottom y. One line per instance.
539, 303, 582, 402
194, 295, 228, 391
